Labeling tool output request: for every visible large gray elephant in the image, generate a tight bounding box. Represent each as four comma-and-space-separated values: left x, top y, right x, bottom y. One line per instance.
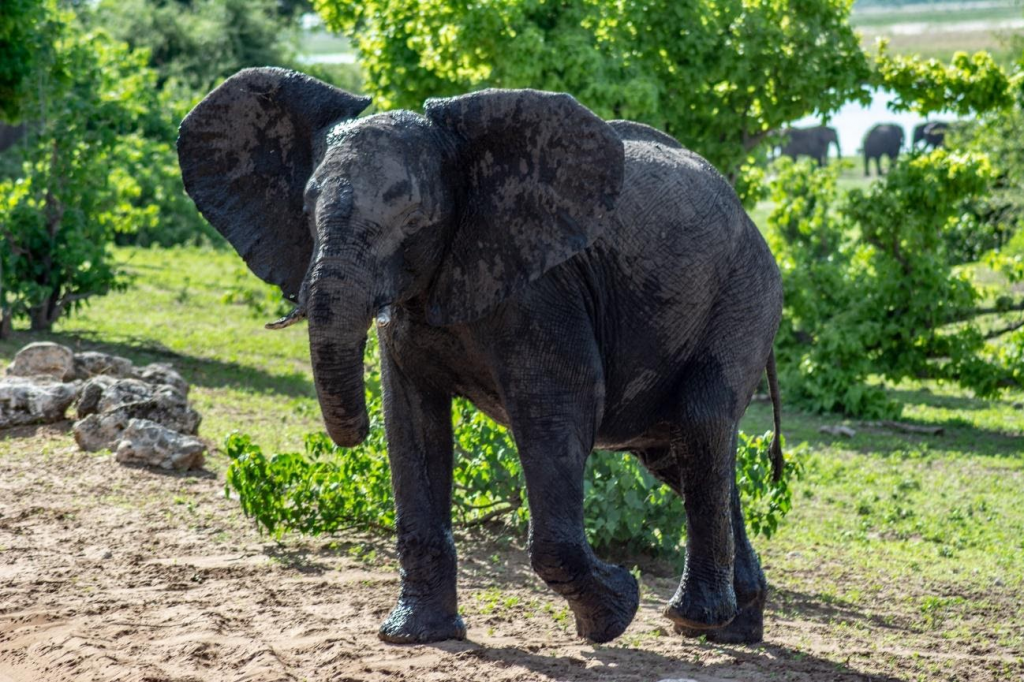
779, 125, 840, 166
178, 69, 784, 646
864, 123, 905, 176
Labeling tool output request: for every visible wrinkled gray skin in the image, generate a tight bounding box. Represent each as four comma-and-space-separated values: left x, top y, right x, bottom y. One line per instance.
178, 68, 784, 647
864, 123, 905, 176
912, 121, 949, 150
779, 125, 840, 166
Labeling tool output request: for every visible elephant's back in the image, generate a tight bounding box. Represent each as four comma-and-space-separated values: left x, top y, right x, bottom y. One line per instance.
866, 124, 903, 141
609, 140, 751, 266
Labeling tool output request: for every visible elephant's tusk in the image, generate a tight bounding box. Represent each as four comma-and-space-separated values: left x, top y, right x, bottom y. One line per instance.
265, 306, 307, 330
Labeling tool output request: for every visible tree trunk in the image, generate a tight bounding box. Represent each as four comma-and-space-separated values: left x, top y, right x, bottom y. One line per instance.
0, 309, 11, 339
28, 290, 60, 332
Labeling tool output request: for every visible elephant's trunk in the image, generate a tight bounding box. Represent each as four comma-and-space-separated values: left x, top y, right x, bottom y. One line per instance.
306, 253, 373, 448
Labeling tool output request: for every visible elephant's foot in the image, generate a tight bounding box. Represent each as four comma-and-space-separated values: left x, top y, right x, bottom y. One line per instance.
563, 562, 640, 643
674, 591, 764, 644
664, 576, 737, 632
378, 599, 466, 644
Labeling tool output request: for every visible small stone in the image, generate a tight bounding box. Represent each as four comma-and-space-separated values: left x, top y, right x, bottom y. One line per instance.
73, 351, 134, 381
96, 378, 164, 413
1012, 402, 1023, 411
85, 547, 113, 561
0, 377, 79, 428
132, 363, 189, 396
76, 376, 117, 418
114, 418, 206, 470
73, 411, 130, 452
6, 342, 75, 381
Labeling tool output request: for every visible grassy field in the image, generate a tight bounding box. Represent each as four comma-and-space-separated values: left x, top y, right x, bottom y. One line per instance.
851, 1, 1024, 64
851, 3, 1022, 27
1, 245, 1022, 679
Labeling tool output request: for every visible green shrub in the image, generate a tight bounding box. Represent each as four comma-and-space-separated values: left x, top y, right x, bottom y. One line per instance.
769, 152, 1024, 417
225, 331, 799, 559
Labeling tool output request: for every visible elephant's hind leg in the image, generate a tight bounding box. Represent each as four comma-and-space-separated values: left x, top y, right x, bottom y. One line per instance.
676, 478, 767, 643
663, 408, 738, 632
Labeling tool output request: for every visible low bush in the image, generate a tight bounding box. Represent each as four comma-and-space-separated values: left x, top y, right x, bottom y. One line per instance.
769, 152, 1024, 418
224, 334, 799, 560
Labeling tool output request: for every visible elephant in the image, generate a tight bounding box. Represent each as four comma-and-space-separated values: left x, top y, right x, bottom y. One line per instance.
864, 123, 904, 176
178, 68, 785, 646
0, 122, 24, 154
778, 125, 840, 166
912, 121, 949, 150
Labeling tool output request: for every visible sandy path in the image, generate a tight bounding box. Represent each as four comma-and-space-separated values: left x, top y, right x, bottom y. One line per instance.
1, 425, 1019, 681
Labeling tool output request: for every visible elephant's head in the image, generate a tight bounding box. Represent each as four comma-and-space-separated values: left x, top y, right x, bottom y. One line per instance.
821, 126, 840, 157
178, 68, 624, 447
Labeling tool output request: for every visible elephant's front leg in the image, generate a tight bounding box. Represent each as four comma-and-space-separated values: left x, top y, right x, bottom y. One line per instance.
514, 422, 640, 643
496, 341, 639, 643
377, 346, 464, 643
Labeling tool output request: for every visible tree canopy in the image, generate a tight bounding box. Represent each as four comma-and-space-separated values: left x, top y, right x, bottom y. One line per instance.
314, 0, 1016, 203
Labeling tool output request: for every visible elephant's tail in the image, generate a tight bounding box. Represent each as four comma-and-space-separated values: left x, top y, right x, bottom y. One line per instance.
766, 349, 785, 482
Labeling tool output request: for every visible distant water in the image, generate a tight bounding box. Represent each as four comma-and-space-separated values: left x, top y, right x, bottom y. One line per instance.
791, 89, 960, 154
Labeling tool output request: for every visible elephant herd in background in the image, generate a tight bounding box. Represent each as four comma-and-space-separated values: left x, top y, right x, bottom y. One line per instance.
777, 120, 949, 176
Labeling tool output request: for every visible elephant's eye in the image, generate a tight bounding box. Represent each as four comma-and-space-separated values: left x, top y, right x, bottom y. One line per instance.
401, 208, 428, 235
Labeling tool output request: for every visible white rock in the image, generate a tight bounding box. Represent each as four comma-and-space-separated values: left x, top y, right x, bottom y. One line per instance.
71, 381, 200, 451
95, 378, 164, 413
132, 362, 189, 396
76, 376, 118, 418
114, 418, 206, 470
6, 342, 75, 381
0, 377, 78, 428
73, 351, 134, 380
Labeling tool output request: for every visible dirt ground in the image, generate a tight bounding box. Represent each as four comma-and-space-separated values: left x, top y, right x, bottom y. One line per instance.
1, 424, 1020, 682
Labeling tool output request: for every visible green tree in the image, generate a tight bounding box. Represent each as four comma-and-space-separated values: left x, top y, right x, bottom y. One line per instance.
91, 0, 299, 93
312, 0, 1015, 203
0, 0, 49, 123
0, 4, 174, 332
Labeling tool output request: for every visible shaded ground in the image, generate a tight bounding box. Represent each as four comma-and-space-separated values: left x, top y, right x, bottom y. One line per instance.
1, 424, 1021, 682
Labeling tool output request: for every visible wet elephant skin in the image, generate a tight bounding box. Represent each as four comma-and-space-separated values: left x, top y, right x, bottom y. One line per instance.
178, 69, 785, 647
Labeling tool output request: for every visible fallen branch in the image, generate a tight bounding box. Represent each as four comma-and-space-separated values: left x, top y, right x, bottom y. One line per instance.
461, 501, 521, 529
819, 425, 856, 438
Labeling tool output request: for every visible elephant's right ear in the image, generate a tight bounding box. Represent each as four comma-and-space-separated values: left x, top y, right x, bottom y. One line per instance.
177, 68, 370, 300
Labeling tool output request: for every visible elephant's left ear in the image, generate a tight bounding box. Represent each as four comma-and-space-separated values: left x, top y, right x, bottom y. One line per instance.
423, 89, 624, 325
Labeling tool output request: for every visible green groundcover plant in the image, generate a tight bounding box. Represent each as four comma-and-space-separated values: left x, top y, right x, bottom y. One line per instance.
225, 335, 800, 560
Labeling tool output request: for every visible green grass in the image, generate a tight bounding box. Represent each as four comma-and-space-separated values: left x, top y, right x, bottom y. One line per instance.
298, 30, 354, 57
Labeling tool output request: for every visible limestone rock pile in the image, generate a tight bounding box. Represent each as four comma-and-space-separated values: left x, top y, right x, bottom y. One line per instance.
0, 342, 205, 470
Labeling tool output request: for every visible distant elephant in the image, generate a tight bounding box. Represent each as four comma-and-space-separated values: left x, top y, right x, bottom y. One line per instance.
0, 122, 24, 153
779, 125, 840, 166
864, 123, 904, 176
178, 69, 785, 646
913, 121, 949, 150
